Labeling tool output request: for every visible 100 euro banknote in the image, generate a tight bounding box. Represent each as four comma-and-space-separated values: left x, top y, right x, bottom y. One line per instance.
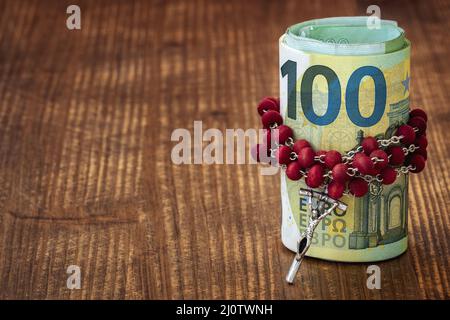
279, 17, 411, 262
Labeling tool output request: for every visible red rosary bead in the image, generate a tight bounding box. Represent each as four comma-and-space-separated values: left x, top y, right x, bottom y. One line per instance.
408, 154, 426, 173
286, 161, 303, 180
408, 116, 427, 135
266, 96, 280, 106
277, 125, 294, 145
410, 108, 428, 122
293, 139, 311, 155
349, 178, 369, 197
396, 124, 416, 145
415, 135, 428, 150
327, 180, 345, 200
257, 97, 279, 115
362, 136, 379, 155
306, 164, 324, 188
324, 150, 342, 169
415, 148, 427, 160
276, 145, 292, 165
331, 163, 349, 183
380, 167, 397, 185
386, 145, 405, 166
370, 149, 389, 170
297, 147, 315, 168
368, 166, 381, 177
261, 110, 283, 129
352, 153, 374, 175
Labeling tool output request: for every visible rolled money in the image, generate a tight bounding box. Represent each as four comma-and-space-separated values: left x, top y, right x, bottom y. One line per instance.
279, 17, 411, 262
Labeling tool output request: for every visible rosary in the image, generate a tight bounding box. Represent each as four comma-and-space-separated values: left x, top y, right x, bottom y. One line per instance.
252, 96, 428, 284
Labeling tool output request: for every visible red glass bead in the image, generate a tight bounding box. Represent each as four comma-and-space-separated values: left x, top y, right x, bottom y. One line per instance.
324, 150, 342, 169
352, 153, 374, 175
396, 125, 416, 145
292, 139, 311, 155
286, 161, 303, 180
261, 110, 283, 129
332, 163, 349, 183
415, 135, 428, 150
349, 178, 369, 197
362, 136, 379, 155
327, 180, 345, 200
370, 149, 389, 170
297, 147, 315, 168
257, 97, 279, 115
408, 116, 427, 135
410, 108, 428, 122
386, 146, 405, 166
306, 164, 324, 188
380, 167, 397, 185
277, 125, 293, 145
408, 154, 426, 173
276, 145, 292, 165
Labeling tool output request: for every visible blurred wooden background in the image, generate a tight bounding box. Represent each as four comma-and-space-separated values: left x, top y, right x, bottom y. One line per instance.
0, 0, 448, 299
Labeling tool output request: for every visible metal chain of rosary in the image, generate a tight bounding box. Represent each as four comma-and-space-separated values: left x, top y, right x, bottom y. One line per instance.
252, 97, 429, 284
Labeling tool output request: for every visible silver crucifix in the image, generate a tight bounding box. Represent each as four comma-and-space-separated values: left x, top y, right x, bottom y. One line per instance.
286, 188, 348, 284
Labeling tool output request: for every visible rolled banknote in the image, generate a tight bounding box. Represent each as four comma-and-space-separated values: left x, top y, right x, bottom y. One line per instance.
279, 17, 411, 262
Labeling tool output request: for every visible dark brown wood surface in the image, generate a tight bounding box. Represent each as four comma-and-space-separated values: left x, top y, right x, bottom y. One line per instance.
0, 0, 448, 299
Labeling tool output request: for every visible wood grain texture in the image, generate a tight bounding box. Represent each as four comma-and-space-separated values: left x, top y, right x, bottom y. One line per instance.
0, 0, 448, 299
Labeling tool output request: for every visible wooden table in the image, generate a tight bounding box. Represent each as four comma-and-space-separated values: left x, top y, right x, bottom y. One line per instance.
0, 0, 448, 299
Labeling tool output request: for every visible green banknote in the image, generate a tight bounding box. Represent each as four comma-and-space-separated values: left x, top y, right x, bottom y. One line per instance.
279, 17, 411, 262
